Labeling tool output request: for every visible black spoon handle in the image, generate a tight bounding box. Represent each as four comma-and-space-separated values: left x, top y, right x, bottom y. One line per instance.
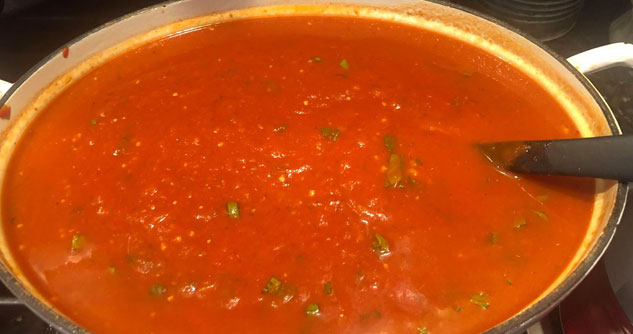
481, 135, 633, 182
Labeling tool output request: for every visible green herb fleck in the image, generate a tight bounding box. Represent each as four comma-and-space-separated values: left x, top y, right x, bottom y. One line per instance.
323, 282, 333, 295
384, 135, 397, 153
415, 158, 423, 166
488, 232, 499, 245
262, 277, 296, 302
71, 234, 85, 252
150, 284, 167, 296
265, 79, 281, 94
513, 218, 527, 229
355, 269, 365, 282
311, 56, 322, 62
372, 234, 390, 256
506, 278, 513, 286
386, 153, 404, 187
470, 293, 489, 309
534, 210, 549, 221
320, 127, 341, 141
360, 309, 382, 320
455, 306, 462, 312
108, 266, 116, 275
339, 59, 350, 70
263, 276, 282, 294
226, 201, 240, 219
90, 119, 97, 125
273, 125, 287, 133
418, 328, 429, 334
305, 303, 321, 317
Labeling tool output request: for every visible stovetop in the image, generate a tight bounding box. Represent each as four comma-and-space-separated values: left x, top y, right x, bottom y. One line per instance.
0, 0, 632, 333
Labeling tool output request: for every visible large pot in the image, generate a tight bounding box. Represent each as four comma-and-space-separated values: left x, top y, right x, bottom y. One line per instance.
0, 1, 630, 333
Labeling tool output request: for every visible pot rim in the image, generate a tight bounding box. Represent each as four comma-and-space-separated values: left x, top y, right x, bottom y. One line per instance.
0, 1, 627, 333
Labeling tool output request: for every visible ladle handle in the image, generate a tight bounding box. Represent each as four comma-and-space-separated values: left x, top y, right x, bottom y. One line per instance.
509, 136, 633, 182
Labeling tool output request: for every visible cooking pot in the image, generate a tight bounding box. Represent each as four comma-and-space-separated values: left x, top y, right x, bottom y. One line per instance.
0, 1, 630, 333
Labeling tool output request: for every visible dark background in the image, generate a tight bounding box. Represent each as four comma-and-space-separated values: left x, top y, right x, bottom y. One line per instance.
0, 0, 632, 333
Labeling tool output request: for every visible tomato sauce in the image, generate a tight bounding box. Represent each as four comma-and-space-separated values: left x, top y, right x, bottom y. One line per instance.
2, 15, 595, 333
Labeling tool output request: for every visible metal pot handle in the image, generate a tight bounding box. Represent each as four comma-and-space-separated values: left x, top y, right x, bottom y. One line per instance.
567, 42, 633, 74
0, 80, 12, 99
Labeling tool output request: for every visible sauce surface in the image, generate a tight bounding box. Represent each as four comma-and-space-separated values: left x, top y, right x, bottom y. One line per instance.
2, 15, 595, 333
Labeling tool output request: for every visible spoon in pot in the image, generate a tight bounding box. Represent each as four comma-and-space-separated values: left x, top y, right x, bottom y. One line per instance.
478, 135, 633, 182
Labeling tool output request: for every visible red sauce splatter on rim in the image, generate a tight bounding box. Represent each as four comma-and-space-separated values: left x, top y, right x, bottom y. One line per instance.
0, 105, 11, 120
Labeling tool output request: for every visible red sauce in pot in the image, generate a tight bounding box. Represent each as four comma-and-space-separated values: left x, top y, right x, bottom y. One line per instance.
2, 15, 594, 333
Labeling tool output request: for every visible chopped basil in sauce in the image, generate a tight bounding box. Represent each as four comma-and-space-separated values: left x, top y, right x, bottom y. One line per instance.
71, 234, 85, 252
262, 277, 296, 302
226, 202, 240, 219
455, 306, 462, 312
534, 210, 549, 221
310, 56, 322, 62
323, 282, 333, 295
320, 127, 341, 141
90, 119, 98, 125
488, 232, 499, 245
339, 59, 350, 70
150, 284, 167, 296
263, 276, 282, 294
513, 218, 527, 229
108, 266, 116, 275
360, 309, 382, 320
385, 154, 404, 187
384, 135, 397, 153
470, 293, 489, 309
372, 234, 390, 256
305, 303, 321, 316
418, 328, 429, 334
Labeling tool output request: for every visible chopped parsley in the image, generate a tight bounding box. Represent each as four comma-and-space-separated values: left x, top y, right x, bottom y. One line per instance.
150, 284, 167, 296
513, 218, 527, 229
323, 282, 333, 295
488, 232, 499, 245
320, 127, 341, 141
339, 59, 350, 70
385, 153, 404, 187
263, 276, 282, 294
226, 201, 240, 219
534, 210, 549, 221
262, 276, 296, 302
372, 234, 390, 256
305, 303, 321, 316
384, 135, 397, 153
310, 56, 322, 62
470, 292, 489, 309
71, 234, 85, 252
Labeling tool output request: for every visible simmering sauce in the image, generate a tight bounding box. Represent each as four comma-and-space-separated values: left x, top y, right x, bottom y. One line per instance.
2, 15, 594, 333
